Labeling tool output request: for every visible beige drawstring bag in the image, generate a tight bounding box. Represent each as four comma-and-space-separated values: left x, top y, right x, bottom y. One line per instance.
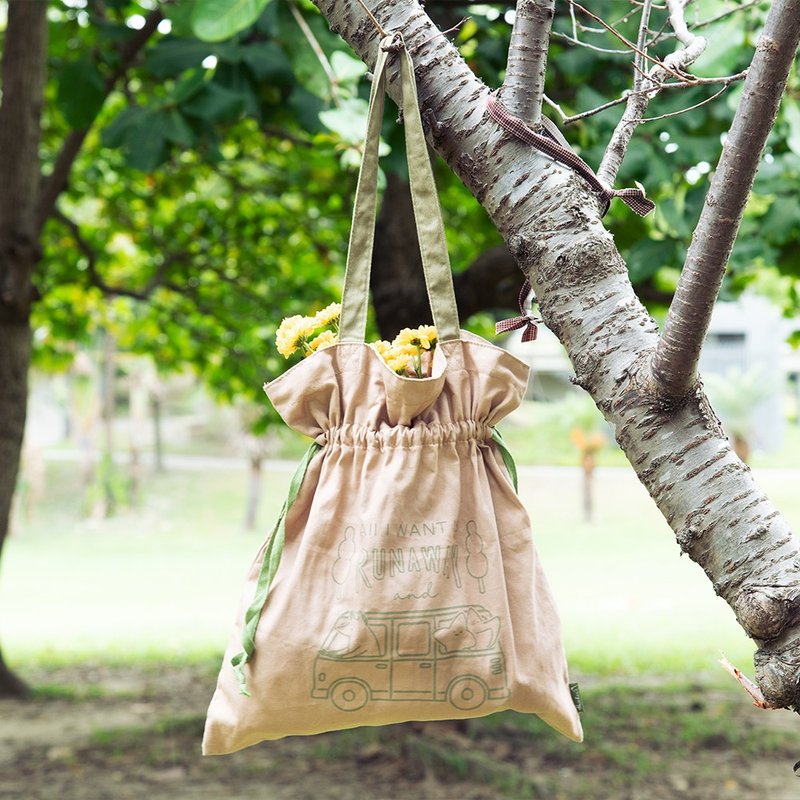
203, 33, 583, 756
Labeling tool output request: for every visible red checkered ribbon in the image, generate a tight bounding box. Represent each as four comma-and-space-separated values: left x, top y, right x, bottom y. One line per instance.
486, 95, 655, 217
495, 279, 539, 341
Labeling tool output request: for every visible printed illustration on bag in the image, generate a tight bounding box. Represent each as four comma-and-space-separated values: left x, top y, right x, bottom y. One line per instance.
330, 518, 491, 598
311, 606, 509, 712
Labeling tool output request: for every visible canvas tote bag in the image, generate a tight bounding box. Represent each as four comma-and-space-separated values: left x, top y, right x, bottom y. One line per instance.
203, 33, 583, 756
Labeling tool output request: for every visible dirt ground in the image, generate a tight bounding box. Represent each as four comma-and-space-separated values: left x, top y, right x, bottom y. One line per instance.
1, 663, 799, 800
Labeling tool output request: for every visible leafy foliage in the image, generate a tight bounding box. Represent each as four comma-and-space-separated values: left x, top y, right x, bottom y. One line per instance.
29, 0, 800, 438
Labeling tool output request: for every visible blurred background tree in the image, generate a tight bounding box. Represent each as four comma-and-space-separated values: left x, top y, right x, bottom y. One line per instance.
2, 0, 800, 697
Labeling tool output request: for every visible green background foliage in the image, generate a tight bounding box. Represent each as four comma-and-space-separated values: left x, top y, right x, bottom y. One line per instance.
28, 0, 800, 432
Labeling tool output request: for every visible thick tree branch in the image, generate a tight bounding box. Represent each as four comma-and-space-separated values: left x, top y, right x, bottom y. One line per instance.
651, 0, 800, 400
500, 0, 555, 126
597, 0, 706, 187
314, 0, 800, 712
36, 8, 163, 232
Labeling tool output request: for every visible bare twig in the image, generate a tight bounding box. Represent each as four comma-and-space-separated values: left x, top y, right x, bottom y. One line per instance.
639, 83, 732, 122
410, 17, 470, 53
649, 0, 765, 46
651, 0, 800, 399
563, 93, 633, 124
561, 71, 747, 125
597, 0, 706, 187
720, 656, 779, 709
288, 0, 342, 107
633, 0, 654, 92
501, 0, 556, 126
568, 0, 693, 83
551, 30, 633, 55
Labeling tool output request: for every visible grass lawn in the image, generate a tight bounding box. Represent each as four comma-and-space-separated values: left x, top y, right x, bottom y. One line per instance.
3, 452, 792, 681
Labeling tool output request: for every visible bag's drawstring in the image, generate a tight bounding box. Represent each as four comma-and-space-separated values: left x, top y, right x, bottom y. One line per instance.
232, 440, 322, 696
491, 428, 519, 494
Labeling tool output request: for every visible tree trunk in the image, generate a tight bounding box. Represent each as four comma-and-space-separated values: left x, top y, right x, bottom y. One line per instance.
244, 457, 263, 531
0, 0, 48, 698
151, 394, 165, 472
314, 0, 800, 710
371, 173, 520, 338
581, 453, 595, 523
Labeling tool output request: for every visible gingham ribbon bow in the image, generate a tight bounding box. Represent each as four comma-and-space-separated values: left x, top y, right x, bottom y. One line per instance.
486, 95, 655, 217
495, 280, 539, 341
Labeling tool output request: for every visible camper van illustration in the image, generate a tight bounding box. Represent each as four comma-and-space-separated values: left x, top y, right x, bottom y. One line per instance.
312, 605, 509, 712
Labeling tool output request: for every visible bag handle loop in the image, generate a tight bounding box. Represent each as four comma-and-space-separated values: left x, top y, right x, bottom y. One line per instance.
338, 34, 461, 344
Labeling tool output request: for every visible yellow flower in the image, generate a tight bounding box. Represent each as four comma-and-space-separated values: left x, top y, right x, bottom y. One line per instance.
307, 329, 338, 355
314, 302, 342, 327
370, 340, 393, 361
416, 325, 437, 350
393, 325, 437, 351
275, 314, 317, 358
384, 343, 418, 374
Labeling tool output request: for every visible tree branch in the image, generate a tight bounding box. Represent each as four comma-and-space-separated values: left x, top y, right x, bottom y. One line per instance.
0, 0, 48, 320
633, 0, 654, 93
651, 0, 800, 400
36, 8, 163, 232
313, 0, 800, 713
597, 0, 706, 187
500, 0, 555, 126
53, 209, 175, 300
553, 71, 746, 126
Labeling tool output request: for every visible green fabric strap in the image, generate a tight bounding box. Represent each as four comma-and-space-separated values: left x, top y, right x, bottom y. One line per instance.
491, 427, 519, 494
339, 33, 460, 344
231, 440, 322, 696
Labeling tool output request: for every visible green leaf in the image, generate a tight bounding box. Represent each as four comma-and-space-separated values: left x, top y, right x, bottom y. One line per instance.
181, 82, 245, 122
125, 111, 171, 172
330, 50, 367, 84
287, 86, 325, 133
693, 16, 746, 78
626, 238, 680, 283
56, 57, 106, 129
162, 0, 198, 38
319, 98, 369, 144
783, 99, 800, 158
172, 70, 208, 104
240, 41, 293, 83
214, 63, 261, 118
144, 38, 216, 77
163, 110, 197, 147
191, 0, 272, 42
101, 107, 141, 148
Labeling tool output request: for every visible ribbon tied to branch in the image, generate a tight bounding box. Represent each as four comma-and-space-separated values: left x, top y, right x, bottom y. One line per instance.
495, 280, 540, 341
486, 95, 655, 218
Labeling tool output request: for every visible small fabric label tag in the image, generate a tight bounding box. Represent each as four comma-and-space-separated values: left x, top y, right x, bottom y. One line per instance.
569, 682, 584, 713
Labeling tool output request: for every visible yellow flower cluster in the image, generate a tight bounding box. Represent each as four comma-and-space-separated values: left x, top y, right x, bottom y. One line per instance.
371, 325, 438, 377
275, 303, 342, 358
275, 305, 437, 378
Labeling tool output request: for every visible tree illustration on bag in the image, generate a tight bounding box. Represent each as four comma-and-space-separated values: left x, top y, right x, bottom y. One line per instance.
465, 520, 488, 593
